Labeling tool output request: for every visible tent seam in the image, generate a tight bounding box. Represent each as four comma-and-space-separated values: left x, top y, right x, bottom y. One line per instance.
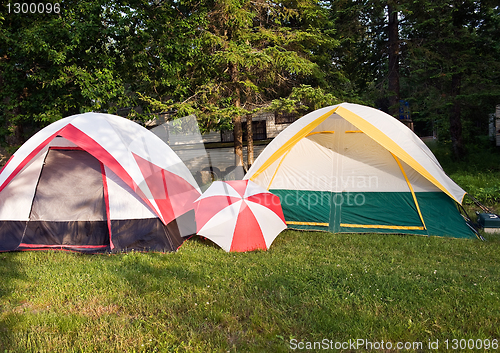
391, 153, 428, 233
250, 107, 339, 181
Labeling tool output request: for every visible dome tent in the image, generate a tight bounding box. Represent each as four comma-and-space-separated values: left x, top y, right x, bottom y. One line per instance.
0, 113, 201, 253
244, 103, 477, 239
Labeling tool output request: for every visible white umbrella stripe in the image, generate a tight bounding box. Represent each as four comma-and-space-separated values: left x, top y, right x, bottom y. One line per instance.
246, 200, 286, 248
197, 200, 243, 252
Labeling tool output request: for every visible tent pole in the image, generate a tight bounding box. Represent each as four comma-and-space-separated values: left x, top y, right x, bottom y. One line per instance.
391, 153, 427, 233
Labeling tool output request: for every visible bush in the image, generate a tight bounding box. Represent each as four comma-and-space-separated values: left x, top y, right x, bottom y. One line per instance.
427, 137, 500, 206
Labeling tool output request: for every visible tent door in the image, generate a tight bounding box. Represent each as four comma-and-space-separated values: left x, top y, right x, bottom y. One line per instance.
329, 192, 341, 233
21, 149, 110, 251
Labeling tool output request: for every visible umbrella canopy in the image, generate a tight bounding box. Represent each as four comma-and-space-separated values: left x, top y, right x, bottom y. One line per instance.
194, 180, 287, 252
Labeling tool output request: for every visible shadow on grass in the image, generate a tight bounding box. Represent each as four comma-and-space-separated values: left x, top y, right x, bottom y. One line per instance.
188, 235, 223, 250
0, 252, 26, 352
113, 254, 205, 294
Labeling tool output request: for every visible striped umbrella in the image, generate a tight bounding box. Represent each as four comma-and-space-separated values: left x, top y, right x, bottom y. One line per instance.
194, 180, 287, 252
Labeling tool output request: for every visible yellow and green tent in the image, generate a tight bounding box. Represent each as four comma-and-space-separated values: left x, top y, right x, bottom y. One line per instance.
244, 103, 477, 239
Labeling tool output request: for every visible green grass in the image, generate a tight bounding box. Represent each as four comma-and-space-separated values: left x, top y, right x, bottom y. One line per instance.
1, 231, 500, 352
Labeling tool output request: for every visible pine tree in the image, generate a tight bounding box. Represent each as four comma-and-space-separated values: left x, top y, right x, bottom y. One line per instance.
403, 0, 500, 159
154, 0, 335, 168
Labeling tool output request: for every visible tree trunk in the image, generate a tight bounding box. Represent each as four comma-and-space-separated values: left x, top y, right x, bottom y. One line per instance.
5, 122, 23, 146
2, 70, 24, 146
231, 64, 244, 167
233, 104, 244, 167
246, 115, 254, 167
449, 73, 466, 159
387, 3, 400, 117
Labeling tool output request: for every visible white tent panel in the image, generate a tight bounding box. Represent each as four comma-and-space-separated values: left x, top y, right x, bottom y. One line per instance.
336, 130, 409, 192
310, 113, 345, 136
104, 166, 158, 220
336, 103, 465, 201
104, 114, 200, 192
0, 150, 46, 220
343, 103, 440, 164
269, 138, 335, 192
245, 105, 337, 183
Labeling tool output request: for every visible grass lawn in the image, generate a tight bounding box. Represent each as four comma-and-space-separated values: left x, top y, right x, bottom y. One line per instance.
1, 229, 500, 352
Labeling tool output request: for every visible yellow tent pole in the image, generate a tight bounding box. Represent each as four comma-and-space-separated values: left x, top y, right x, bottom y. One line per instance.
266, 149, 292, 190
306, 131, 335, 137
250, 107, 338, 181
340, 223, 424, 231
391, 153, 427, 231
287, 221, 329, 227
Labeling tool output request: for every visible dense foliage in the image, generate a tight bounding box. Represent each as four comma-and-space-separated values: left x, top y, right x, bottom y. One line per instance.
1, 1, 499, 158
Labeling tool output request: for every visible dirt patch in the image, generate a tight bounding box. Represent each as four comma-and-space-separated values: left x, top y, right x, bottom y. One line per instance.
63, 297, 121, 318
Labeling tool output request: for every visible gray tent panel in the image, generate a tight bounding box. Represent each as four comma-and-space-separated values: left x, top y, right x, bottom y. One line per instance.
22, 149, 110, 250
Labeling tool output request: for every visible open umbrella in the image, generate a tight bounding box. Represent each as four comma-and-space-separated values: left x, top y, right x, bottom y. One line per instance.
194, 180, 287, 252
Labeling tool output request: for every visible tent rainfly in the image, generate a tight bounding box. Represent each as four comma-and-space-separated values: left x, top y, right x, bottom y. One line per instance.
0, 113, 201, 253
244, 103, 477, 239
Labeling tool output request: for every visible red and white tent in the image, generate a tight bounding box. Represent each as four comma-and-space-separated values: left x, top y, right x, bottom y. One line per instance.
0, 112, 201, 253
